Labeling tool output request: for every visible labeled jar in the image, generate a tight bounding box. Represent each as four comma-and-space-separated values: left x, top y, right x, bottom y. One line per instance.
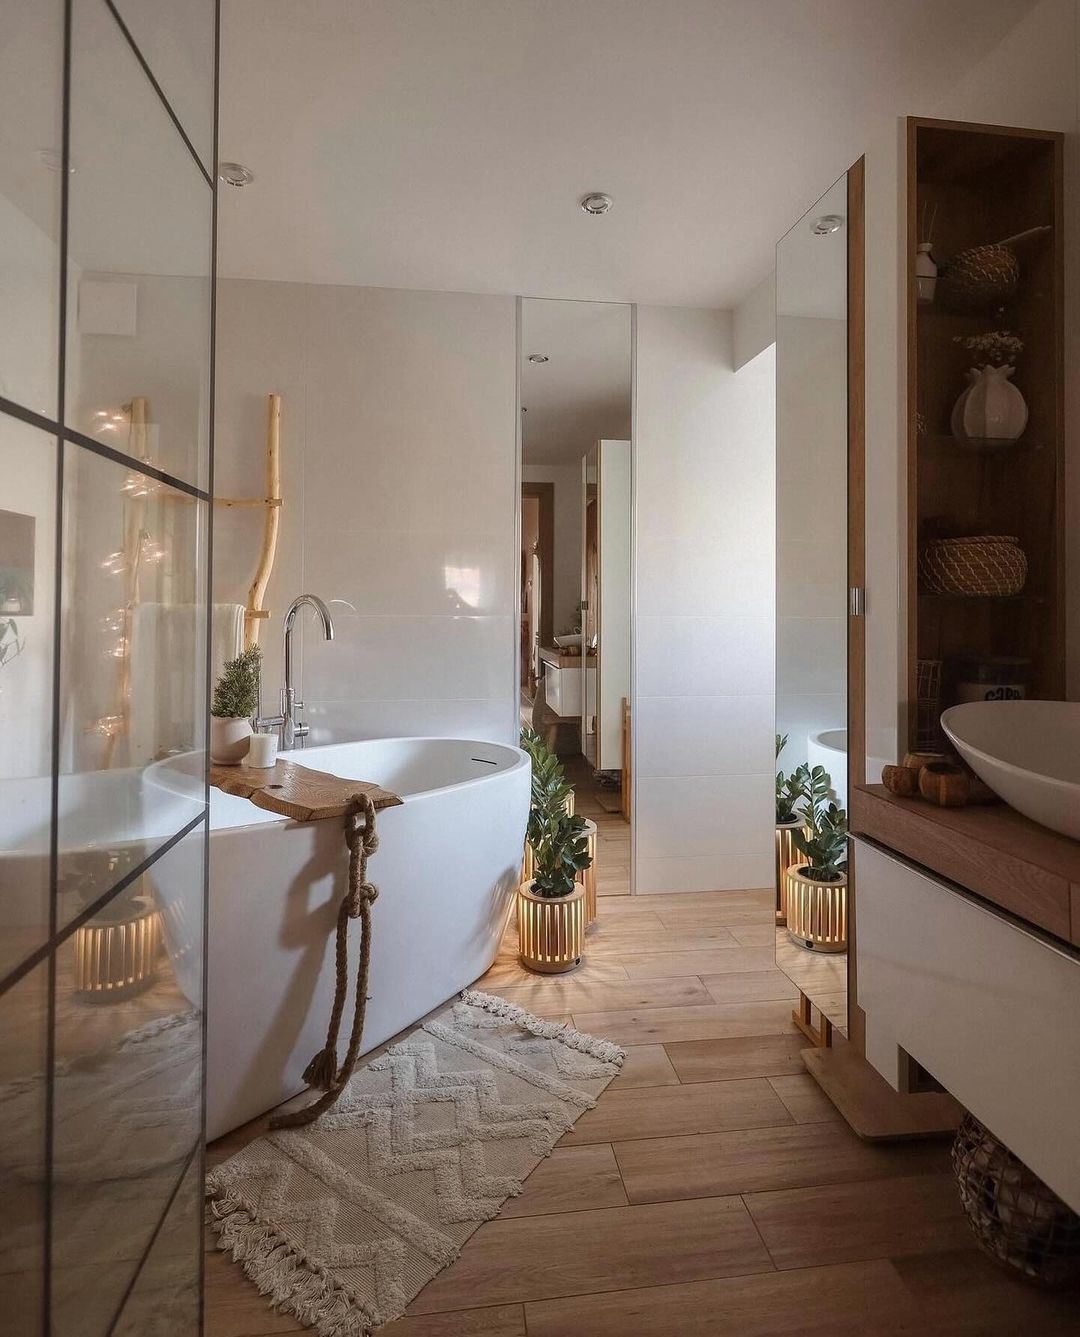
955, 656, 1029, 705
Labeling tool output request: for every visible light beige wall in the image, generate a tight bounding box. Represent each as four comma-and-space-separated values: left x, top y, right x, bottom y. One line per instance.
214, 278, 519, 745
634, 308, 775, 893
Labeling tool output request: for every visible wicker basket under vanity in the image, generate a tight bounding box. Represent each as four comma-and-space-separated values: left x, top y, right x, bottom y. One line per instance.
785, 865, 848, 953
952, 1112, 1080, 1288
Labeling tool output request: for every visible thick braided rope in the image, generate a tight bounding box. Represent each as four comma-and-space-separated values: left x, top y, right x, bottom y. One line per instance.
269, 794, 380, 1130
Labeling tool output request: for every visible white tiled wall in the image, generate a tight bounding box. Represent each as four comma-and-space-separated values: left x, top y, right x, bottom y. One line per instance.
634, 308, 775, 893
215, 280, 518, 745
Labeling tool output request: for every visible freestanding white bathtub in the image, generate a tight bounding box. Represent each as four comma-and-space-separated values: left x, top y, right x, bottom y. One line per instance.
149, 736, 529, 1140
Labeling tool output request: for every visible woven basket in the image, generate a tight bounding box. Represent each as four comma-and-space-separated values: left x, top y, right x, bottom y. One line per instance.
919, 536, 1027, 597
915, 658, 943, 751
952, 1113, 1080, 1288
938, 243, 1019, 312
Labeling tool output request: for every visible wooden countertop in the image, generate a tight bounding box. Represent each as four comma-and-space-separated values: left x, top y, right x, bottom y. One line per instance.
851, 783, 1080, 948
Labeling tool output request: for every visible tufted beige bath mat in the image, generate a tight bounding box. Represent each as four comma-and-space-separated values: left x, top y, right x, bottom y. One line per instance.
206, 989, 625, 1336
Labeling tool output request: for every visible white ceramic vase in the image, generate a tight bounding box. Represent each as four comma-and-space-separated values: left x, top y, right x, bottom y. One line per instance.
210, 715, 252, 765
952, 365, 1027, 443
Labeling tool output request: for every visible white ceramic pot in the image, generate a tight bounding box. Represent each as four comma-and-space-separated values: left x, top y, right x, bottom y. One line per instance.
954, 365, 1028, 442
210, 715, 252, 765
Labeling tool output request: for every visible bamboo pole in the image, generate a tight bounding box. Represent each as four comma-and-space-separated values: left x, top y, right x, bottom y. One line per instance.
244, 393, 282, 648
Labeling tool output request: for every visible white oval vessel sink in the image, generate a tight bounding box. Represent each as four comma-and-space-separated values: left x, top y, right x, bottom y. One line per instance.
941, 701, 1080, 841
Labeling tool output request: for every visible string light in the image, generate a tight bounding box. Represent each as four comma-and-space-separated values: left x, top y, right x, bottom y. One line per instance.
101, 550, 128, 574
90, 715, 124, 738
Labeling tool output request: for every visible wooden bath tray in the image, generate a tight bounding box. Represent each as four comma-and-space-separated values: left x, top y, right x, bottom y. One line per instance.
210, 758, 403, 822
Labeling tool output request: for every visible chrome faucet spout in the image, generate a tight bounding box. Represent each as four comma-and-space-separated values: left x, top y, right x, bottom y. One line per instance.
270, 594, 336, 750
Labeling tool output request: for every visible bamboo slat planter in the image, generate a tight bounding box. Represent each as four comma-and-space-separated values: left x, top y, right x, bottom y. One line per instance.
73, 893, 161, 1000
774, 820, 805, 925
581, 818, 598, 930
517, 881, 586, 973
785, 864, 848, 953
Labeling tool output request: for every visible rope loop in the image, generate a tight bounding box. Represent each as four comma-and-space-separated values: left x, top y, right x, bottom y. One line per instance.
345, 793, 380, 857
269, 791, 383, 1131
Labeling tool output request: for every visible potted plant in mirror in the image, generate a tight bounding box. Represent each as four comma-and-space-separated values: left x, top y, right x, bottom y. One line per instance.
786, 797, 849, 953
774, 735, 805, 926
210, 644, 261, 765
518, 729, 591, 972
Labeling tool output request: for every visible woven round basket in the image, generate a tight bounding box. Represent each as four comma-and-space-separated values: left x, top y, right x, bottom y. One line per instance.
938, 243, 1019, 311
952, 1113, 1080, 1288
918, 535, 1027, 597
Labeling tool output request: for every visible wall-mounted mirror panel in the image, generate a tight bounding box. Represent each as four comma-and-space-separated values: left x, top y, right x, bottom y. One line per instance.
519, 298, 633, 890
775, 171, 852, 1042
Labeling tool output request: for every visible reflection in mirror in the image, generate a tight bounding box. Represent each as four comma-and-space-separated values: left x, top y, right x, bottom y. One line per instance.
775, 172, 850, 1042
49, 825, 204, 1331
57, 445, 208, 931
0, 0, 63, 416
519, 298, 632, 893
66, 0, 212, 491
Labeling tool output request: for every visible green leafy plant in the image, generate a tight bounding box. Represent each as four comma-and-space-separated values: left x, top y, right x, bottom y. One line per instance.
530, 807, 592, 898
520, 727, 592, 898
803, 764, 833, 814
775, 734, 803, 823
211, 644, 262, 719
793, 801, 849, 882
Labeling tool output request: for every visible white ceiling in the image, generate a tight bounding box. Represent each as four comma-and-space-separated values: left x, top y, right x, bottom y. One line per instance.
521, 299, 631, 465
218, 0, 1037, 308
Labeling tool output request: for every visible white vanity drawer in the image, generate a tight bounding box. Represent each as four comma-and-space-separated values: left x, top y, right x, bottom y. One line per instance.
544, 663, 591, 718
856, 838, 1080, 1212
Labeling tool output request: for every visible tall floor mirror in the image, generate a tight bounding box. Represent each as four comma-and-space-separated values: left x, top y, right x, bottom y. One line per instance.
774, 162, 864, 1046
519, 298, 633, 891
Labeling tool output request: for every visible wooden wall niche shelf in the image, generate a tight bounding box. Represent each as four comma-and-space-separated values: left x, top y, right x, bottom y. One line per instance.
906, 118, 1065, 741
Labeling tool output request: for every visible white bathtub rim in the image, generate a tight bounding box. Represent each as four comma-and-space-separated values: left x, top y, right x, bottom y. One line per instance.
146, 736, 529, 833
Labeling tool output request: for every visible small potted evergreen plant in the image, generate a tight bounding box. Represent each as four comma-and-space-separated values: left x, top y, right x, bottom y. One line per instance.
786, 791, 849, 953
210, 644, 261, 764
518, 728, 592, 973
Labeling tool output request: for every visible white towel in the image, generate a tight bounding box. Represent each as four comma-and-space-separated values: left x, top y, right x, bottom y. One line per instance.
128, 603, 244, 764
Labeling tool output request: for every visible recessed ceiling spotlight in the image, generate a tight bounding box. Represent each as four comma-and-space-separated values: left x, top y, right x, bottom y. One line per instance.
812, 214, 844, 236
219, 162, 255, 188
527, 353, 550, 364
580, 192, 613, 216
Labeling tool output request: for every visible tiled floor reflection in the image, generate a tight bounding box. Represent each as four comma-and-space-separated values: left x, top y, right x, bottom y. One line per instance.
0, 963, 49, 1336
47, 829, 204, 1333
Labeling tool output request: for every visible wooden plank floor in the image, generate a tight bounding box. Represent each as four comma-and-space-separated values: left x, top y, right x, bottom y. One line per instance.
204, 797, 1079, 1335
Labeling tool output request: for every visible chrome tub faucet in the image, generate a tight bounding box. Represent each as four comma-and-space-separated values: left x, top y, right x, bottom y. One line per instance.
255, 594, 335, 749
